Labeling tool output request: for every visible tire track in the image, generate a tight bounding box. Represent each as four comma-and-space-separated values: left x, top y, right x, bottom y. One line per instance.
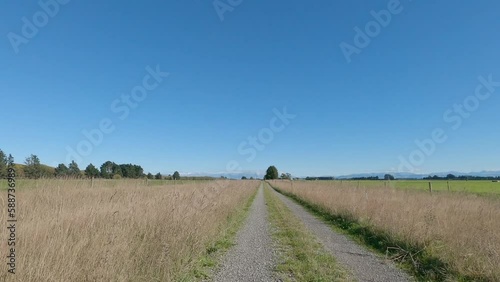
268, 184, 412, 282
213, 184, 279, 282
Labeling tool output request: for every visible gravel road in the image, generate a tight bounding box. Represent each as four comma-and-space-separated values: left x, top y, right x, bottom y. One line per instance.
213, 184, 279, 282
269, 184, 412, 282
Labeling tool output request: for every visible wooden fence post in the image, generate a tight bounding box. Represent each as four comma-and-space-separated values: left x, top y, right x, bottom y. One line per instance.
447, 181, 450, 192
428, 182, 433, 193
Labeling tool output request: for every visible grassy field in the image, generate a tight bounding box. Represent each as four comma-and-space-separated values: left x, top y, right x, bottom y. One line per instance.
270, 180, 500, 281
321, 180, 500, 196
4, 178, 498, 194
0, 178, 212, 190
0, 179, 258, 281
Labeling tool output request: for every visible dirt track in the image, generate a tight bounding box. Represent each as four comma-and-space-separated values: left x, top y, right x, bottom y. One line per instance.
268, 184, 411, 282
213, 184, 279, 281
213, 182, 412, 282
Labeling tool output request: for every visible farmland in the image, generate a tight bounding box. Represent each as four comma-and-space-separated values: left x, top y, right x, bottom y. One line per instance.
321, 179, 500, 196
0, 179, 258, 281
270, 180, 500, 281
2, 177, 500, 281
0, 178, 212, 191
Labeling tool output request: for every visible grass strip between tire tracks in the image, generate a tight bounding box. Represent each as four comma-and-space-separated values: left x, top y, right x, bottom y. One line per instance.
264, 183, 352, 282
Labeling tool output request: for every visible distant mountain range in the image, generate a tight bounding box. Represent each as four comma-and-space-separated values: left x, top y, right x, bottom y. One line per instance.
334, 170, 500, 179
191, 170, 500, 180
186, 171, 265, 180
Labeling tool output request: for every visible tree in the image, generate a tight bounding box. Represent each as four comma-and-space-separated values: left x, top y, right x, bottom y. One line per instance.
0, 149, 7, 178
24, 154, 42, 179
147, 173, 154, 179
172, 171, 180, 180
85, 164, 100, 178
112, 163, 123, 177
54, 163, 69, 177
100, 162, 145, 179
264, 166, 279, 180
68, 161, 81, 177
384, 174, 395, 180
100, 161, 115, 179
120, 164, 132, 178
280, 173, 291, 180
446, 174, 456, 180
155, 172, 162, 180
7, 154, 14, 167
241, 176, 247, 180
119, 164, 144, 178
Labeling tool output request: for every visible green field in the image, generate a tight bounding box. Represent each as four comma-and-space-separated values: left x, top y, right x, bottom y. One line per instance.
335, 179, 500, 195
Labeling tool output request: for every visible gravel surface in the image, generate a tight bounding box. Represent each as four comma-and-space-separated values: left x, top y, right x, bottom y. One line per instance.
213, 184, 279, 282
269, 185, 412, 282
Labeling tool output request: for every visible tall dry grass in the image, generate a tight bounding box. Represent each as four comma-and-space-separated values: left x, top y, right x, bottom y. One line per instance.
0, 179, 258, 282
272, 180, 500, 280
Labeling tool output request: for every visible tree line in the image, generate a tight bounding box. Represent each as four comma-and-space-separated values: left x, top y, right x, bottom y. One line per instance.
0, 149, 181, 180
0, 150, 15, 178
424, 174, 500, 181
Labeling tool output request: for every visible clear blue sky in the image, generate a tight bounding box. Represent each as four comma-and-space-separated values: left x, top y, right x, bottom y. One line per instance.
1, 0, 499, 177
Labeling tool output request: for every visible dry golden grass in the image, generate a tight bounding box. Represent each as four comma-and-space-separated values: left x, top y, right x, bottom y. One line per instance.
0, 179, 258, 282
271, 180, 500, 281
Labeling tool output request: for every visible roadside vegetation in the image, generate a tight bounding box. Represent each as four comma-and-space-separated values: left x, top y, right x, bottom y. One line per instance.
0, 179, 258, 281
263, 183, 351, 282
270, 180, 500, 281
180, 183, 259, 281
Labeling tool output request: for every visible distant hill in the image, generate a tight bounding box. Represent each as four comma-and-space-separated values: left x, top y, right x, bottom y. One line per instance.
12, 163, 55, 177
